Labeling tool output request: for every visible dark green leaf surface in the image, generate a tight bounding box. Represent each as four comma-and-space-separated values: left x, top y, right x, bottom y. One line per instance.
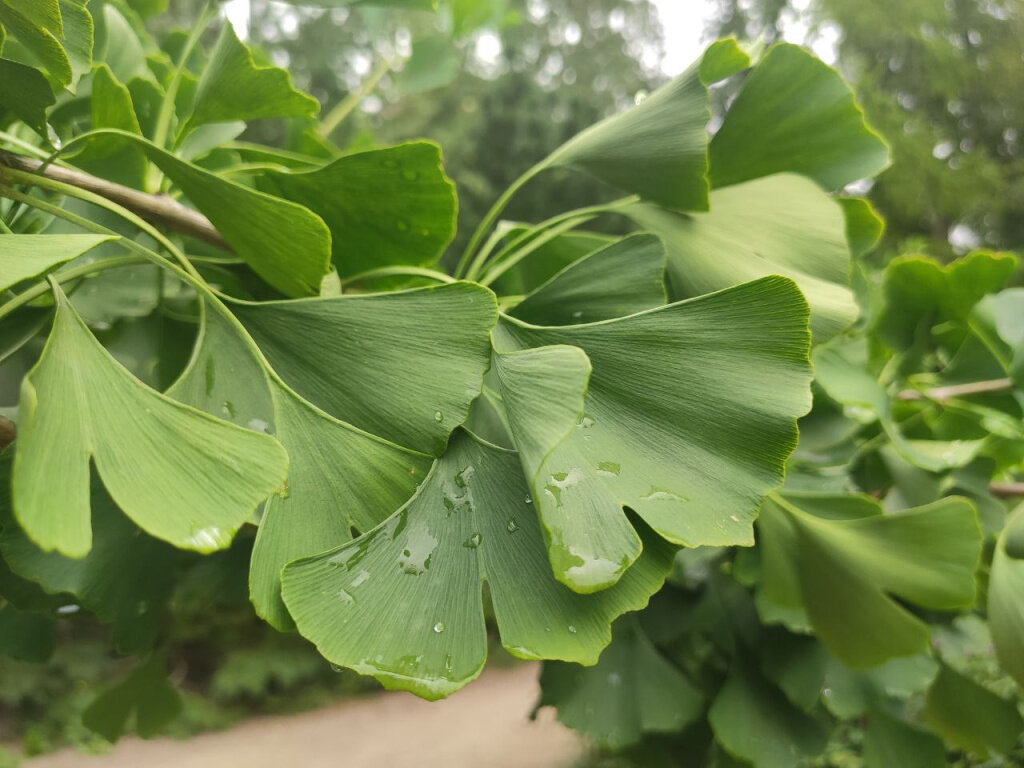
538, 618, 703, 748
259, 142, 457, 277
0, 57, 55, 135
13, 285, 289, 558
708, 43, 890, 190
494, 277, 812, 592
626, 173, 857, 342
508, 234, 667, 325
233, 282, 496, 455
989, 506, 1024, 688
0, 603, 55, 661
82, 655, 183, 742
709, 663, 830, 768
282, 431, 675, 700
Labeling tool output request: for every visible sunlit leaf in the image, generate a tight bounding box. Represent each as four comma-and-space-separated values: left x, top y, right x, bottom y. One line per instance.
282, 431, 675, 700
168, 303, 431, 630
259, 142, 457, 277
232, 282, 497, 455
538, 617, 703, 748
0, 234, 114, 292
508, 234, 666, 325
626, 173, 857, 342
759, 492, 981, 668
12, 283, 289, 558
494, 276, 811, 592
708, 43, 890, 190
186, 23, 319, 133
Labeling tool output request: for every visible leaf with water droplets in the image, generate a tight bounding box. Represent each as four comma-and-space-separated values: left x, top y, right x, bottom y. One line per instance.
493, 277, 812, 592
259, 142, 457, 278
12, 284, 289, 558
169, 303, 431, 630
232, 281, 497, 455
281, 431, 674, 700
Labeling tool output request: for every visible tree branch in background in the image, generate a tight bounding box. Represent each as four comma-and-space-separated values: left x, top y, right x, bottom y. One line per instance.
897, 378, 1015, 402
0, 150, 228, 250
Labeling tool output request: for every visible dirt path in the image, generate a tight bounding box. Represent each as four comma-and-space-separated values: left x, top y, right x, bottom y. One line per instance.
28, 663, 586, 768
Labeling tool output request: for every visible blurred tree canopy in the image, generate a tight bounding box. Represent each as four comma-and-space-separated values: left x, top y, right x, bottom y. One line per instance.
711, 0, 1024, 257
162, 0, 665, 252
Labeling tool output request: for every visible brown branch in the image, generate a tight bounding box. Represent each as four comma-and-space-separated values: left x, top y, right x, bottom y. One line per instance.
991, 482, 1024, 499
897, 378, 1015, 402
0, 150, 229, 251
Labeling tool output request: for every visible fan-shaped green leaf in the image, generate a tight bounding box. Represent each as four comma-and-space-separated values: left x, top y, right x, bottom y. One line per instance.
541, 42, 725, 211
626, 173, 857, 342
759, 493, 982, 668
75, 64, 147, 188
491, 227, 614, 296
989, 506, 1024, 688
864, 709, 945, 768
508, 234, 667, 325
186, 23, 319, 133
708, 43, 890, 191
0, 234, 114, 292
538, 617, 703, 748
12, 284, 289, 558
0, 1, 71, 88
923, 663, 1024, 758
232, 282, 497, 455
875, 251, 1017, 354
281, 431, 675, 700
395, 35, 461, 94
709, 663, 830, 768
494, 276, 811, 592
168, 304, 431, 630
258, 142, 457, 277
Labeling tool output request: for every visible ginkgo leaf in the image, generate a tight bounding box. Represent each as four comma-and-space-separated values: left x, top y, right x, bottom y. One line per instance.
875, 251, 1018, 354
74, 63, 147, 188
232, 282, 497, 455
168, 303, 431, 630
537, 617, 703, 748
508, 234, 667, 325
0, 470, 180, 653
12, 283, 289, 558
708, 43, 890, 191
281, 431, 675, 700
709, 662, 830, 768
0, 58, 55, 135
4, 0, 62, 35
491, 227, 615, 297
395, 35, 461, 94
186, 23, 319, 133
0, 1, 71, 88
923, 663, 1024, 758
493, 276, 811, 592
759, 492, 982, 668
74, 130, 332, 297
82, 655, 183, 742
258, 142, 457, 277
863, 709, 945, 768
989, 505, 1024, 688
0, 234, 114, 292
540, 41, 739, 211
626, 173, 857, 342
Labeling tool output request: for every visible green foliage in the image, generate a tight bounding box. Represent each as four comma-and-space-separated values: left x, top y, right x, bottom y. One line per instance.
0, 2, 1020, 764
